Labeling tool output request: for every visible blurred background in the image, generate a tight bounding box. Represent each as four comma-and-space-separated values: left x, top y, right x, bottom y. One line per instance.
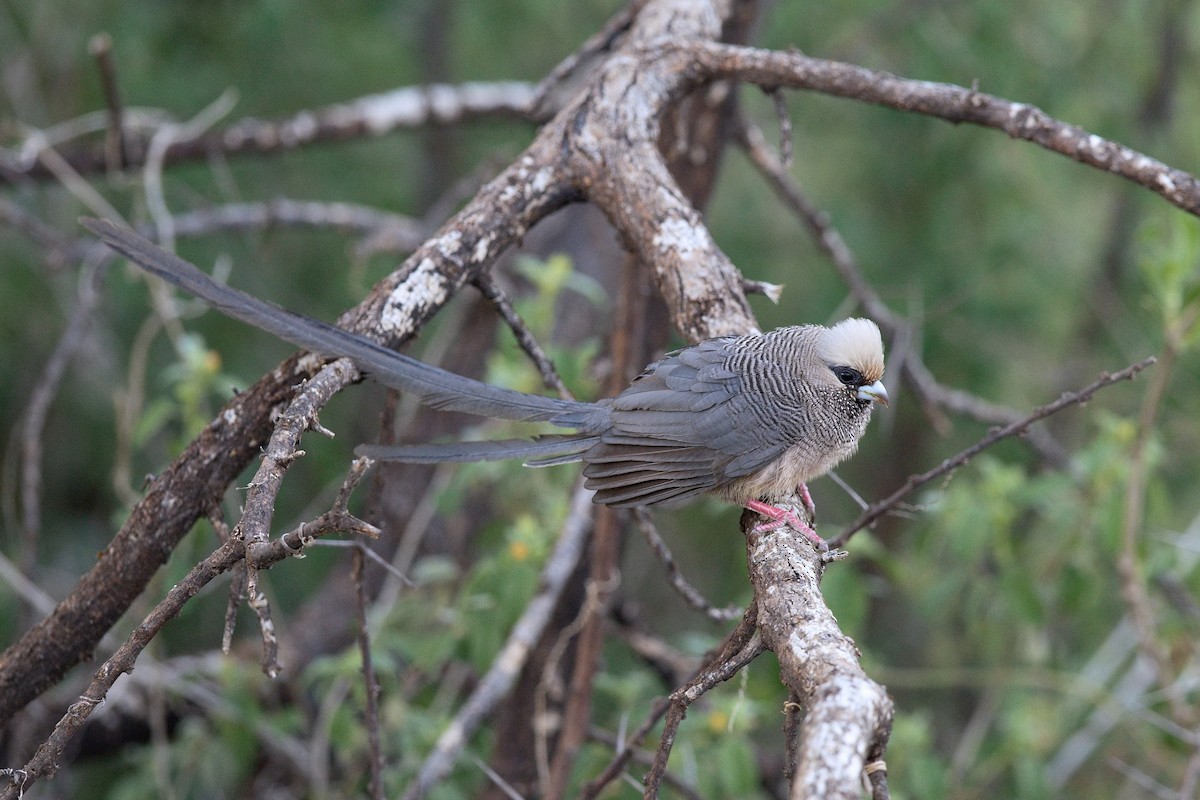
2, 1, 1199, 797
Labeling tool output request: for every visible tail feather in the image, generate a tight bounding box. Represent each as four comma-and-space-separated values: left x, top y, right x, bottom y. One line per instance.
82, 218, 605, 429
356, 435, 598, 464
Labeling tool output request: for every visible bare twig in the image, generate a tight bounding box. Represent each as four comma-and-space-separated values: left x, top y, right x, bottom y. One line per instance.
353, 547, 386, 800
3, 82, 538, 184
608, 612, 701, 686
88, 33, 130, 171
1180, 739, 1200, 800
587, 727, 704, 800
401, 484, 594, 800
1117, 308, 1197, 719
830, 356, 1157, 548
633, 509, 741, 621
736, 115, 1068, 464
764, 87, 793, 167
163, 200, 421, 248
0, 195, 74, 268
238, 359, 359, 677
474, 271, 573, 399
15, 258, 105, 576
643, 630, 766, 798
741, 276, 783, 302
580, 606, 759, 799
0, 467, 373, 799
143, 89, 240, 253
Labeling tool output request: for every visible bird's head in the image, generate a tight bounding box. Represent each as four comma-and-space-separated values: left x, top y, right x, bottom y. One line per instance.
817, 318, 889, 407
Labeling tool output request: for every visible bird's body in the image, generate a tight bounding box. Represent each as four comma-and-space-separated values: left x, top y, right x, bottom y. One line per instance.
84, 219, 887, 548
580, 325, 882, 509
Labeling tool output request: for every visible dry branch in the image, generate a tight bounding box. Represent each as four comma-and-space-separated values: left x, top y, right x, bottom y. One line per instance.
693, 42, 1200, 216
830, 356, 1158, 548
743, 509, 893, 800
2, 81, 538, 184
0, 456, 378, 798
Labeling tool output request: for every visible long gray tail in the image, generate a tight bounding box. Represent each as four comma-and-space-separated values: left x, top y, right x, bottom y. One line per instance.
356, 434, 599, 465
83, 218, 606, 431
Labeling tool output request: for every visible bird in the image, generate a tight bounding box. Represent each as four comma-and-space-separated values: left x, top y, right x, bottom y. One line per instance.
84, 218, 888, 550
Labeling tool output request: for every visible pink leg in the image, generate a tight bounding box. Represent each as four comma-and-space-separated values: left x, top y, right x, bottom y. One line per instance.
796, 482, 816, 520
744, 499, 828, 552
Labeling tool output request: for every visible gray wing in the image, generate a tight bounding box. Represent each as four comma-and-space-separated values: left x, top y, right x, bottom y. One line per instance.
582, 338, 788, 507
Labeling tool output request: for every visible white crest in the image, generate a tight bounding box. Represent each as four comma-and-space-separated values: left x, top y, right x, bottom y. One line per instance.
818, 318, 885, 381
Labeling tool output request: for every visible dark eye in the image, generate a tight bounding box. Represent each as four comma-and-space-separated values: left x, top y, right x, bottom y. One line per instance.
832, 366, 863, 387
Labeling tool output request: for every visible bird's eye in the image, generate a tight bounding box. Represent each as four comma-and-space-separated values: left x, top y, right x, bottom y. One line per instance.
832, 366, 863, 386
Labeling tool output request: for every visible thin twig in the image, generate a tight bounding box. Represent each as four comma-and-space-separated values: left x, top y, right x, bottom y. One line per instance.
353, 547, 386, 800
535, 572, 612, 792
580, 606, 759, 799
0, 468, 373, 799
529, 0, 643, 117
1117, 307, 1197, 719
633, 509, 741, 621
736, 114, 1068, 464
0, 195, 74, 268
588, 727, 704, 800
830, 356, 1157, 548
17, 258, 104, 576
3, 82, 538, 184
474, 272, 573, 399
237, 359, 363, 677
643, 630, 766, 798
764, 86, 792, 167
88, 33, 129, 171
1180, 738, 1200, 800
402, 484, 595, 800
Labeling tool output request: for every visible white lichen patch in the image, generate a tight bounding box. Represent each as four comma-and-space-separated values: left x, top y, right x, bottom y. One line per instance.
357, 87, 426, 133
434, 230, 463, 259
222, 408, 239, 426
532, 167, 554, 193
653, 216, 704, 259
380, 258, 449, 334
296, 351, 326, 375
283, 111, 318, 145
473, 234, 495, 263
653, 215, 720, 297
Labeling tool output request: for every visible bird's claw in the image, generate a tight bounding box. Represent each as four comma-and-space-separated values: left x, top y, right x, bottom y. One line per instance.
745, 499, 829, 552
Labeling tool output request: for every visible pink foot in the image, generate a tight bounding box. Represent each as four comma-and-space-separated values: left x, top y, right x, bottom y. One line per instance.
744, 498, 828, 552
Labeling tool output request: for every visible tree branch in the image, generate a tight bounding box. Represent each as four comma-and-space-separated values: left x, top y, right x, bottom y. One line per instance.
830, 356, 1158, 548
2, 81, 538, 184
693, 42, 1200, 216
0, 459, 377, 799
742, 508, 893, 800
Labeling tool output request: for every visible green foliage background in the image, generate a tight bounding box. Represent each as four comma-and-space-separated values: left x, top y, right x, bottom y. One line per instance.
3, 1, 1200, 798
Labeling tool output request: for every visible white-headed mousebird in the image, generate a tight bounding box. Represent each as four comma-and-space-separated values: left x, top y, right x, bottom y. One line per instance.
84, 218, 888, 551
